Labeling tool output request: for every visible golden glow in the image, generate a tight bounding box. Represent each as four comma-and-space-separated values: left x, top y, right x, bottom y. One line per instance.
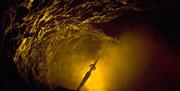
13, 1, 153, 90
73, 31, 152, 91
83, 58, 107, 91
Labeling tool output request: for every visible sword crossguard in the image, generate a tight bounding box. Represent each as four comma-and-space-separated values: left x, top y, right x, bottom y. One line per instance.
89, 64, 96, 70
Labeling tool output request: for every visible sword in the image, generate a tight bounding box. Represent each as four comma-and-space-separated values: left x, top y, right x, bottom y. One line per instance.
76, 56, 100, 91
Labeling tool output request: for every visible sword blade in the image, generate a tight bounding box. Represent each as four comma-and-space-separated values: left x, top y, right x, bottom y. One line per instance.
76, 56, 100, 91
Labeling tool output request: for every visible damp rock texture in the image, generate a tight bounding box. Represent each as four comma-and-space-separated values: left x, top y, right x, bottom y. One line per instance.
2, 0, 142, 91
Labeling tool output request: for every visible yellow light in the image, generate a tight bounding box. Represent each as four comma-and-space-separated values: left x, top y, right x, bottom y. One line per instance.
83, 58, 107, 91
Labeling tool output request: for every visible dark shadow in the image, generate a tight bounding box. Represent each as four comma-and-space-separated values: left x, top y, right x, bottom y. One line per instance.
53, 87, 75, 91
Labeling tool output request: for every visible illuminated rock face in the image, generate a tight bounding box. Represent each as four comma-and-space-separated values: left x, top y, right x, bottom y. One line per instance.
11, 0, 166, 91
14, 24, 112, 90
14, 26, 152, 91
13, 0, 138, 90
